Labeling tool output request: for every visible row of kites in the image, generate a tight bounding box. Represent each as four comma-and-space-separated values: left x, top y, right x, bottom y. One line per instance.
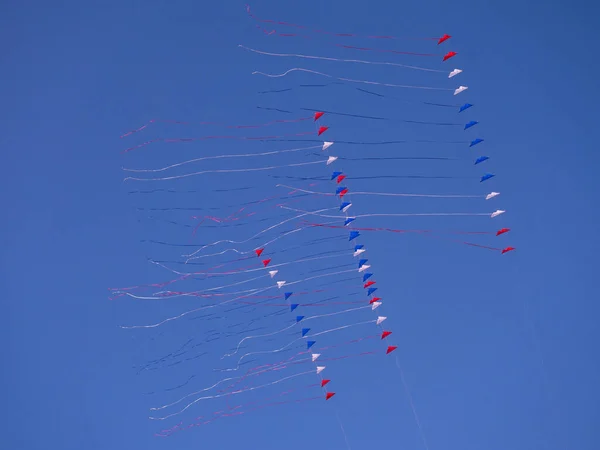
111, 4, 514, 439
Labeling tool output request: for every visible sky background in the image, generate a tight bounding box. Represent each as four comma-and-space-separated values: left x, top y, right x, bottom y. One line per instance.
1, 0, 599, 449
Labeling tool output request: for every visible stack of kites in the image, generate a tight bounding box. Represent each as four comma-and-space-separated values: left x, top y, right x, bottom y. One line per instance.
111, 5, 514, 438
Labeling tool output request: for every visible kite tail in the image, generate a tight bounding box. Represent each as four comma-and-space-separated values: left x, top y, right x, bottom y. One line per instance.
252, 68, 455, 92
120, 131, 316, 153
120, 116, 315, 139
244, 4, 441, 42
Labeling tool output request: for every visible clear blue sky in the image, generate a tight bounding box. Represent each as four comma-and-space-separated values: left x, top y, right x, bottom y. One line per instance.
2, 0, 599, 449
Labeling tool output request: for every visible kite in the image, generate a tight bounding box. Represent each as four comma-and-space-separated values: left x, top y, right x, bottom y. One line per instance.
111, 4, 514, 441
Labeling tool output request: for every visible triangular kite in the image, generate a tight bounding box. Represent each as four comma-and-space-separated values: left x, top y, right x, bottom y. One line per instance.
496, 228, 510, 236
449, 68, 463, 78
464, 120, 478, 130
381, 330, 392, 339
443, 51, 457, 61
317, 126, 329, 136
322, 141, 333, 151
437, 34, 451, 45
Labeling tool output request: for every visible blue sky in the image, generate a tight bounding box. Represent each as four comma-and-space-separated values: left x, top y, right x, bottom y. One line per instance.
1, 0, 599, 449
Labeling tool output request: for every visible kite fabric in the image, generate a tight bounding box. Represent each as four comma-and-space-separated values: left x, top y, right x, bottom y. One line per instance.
112, 3, 514, 440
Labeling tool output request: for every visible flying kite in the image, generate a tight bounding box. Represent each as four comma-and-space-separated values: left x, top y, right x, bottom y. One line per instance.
112, 4, 514, 439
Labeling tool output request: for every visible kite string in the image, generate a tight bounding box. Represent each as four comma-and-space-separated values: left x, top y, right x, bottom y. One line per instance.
396, 356, 430, 450
335, 409, 352, 450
